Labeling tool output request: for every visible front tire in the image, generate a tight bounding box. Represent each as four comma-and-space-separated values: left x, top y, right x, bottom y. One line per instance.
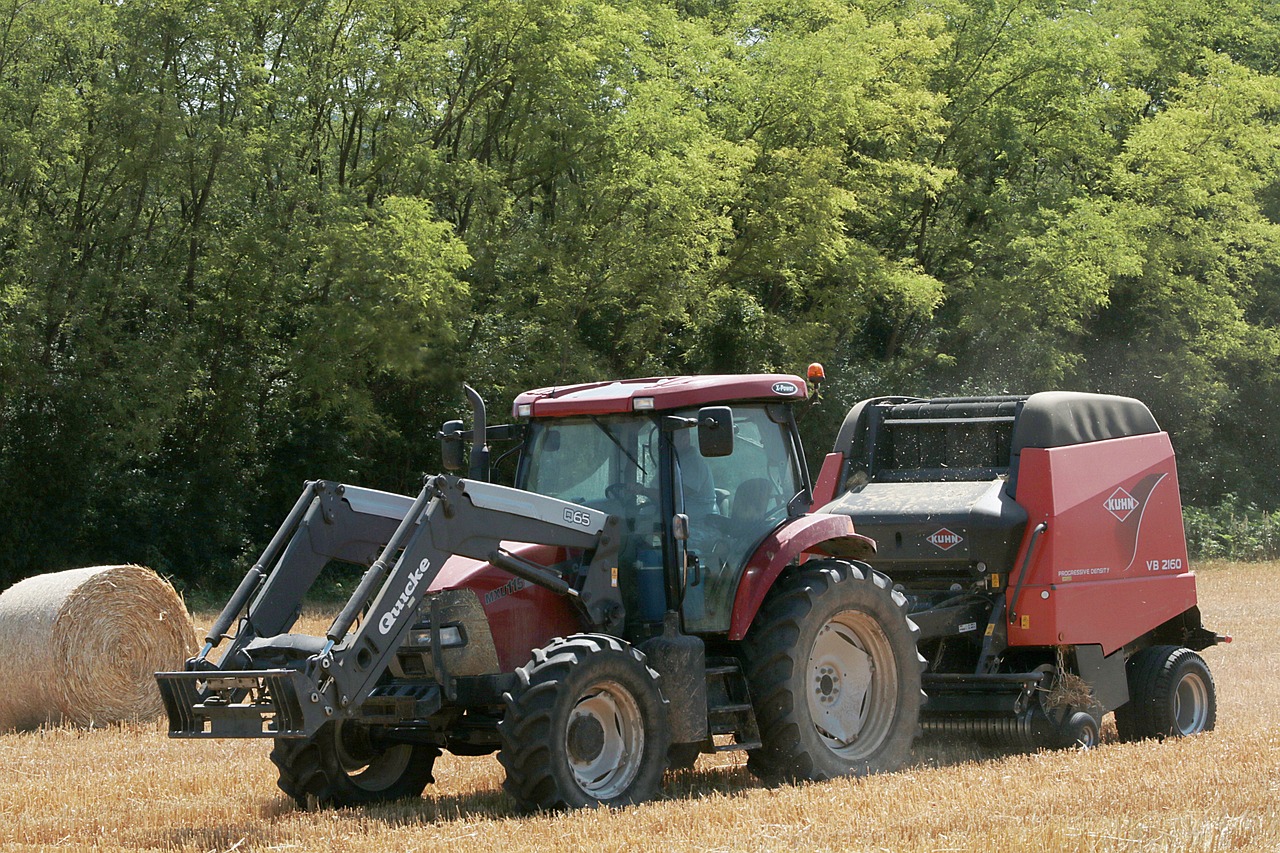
742, 560, 924, 782
499, 634, 670, 810
270, 720, 438, 808
666, 742, 703, 771
1115, 645, 1216, 741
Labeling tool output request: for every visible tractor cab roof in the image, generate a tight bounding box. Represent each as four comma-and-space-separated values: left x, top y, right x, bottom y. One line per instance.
512, 374, 808, 419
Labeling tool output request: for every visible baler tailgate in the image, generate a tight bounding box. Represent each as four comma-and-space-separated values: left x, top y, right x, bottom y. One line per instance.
156, 669, 322, 739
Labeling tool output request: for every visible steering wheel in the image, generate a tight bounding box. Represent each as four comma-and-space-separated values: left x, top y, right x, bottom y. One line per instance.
606, 481, 654, 509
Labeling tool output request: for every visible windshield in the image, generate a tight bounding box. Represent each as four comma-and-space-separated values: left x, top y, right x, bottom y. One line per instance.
520, 416, 660, 507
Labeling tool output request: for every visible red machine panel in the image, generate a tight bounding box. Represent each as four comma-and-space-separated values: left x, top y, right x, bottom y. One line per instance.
1008, 432, 1198, 655
429, 544, 581, 671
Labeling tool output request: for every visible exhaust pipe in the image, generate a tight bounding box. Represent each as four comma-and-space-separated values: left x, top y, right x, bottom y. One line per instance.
464, 383, 490, 482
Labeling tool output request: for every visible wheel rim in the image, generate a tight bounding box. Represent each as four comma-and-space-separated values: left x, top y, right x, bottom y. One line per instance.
334, 721, 415, 792
806, 611, 900, 759
1070, 713, 1100, 748
1173, 670, 1210, 735
565, 679, 645, 799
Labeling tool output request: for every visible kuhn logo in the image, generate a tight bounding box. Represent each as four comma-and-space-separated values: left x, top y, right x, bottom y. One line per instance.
927, 528, 963, 551
1105, 488, 1140, 522
772, 382, 798, 395
379, 558, 430, 635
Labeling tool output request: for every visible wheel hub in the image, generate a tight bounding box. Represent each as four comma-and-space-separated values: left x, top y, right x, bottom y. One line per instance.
564, 681, 646, 799
567, 714, 607, 763
1174, 671, 1210, 735
809, 622, 873, 745
806, 613, 898, 757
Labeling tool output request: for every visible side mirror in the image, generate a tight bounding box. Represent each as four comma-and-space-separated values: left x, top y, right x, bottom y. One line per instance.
697, 406, 734, 458
440, 420, 465, 472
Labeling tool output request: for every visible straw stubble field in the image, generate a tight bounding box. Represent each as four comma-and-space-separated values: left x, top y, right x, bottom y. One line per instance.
1, 561, 1277, 852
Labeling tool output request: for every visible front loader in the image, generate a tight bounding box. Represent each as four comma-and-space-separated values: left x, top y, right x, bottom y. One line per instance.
158, 474, 631, 802
157, 375, 1224, 810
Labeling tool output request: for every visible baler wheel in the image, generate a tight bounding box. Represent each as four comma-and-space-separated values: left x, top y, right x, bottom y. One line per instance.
1061, 711, 1101, 749
270, 720, 438, 809
1115, 645, 1216, 741
742, 559, 924, 782
499, 634, 670, 810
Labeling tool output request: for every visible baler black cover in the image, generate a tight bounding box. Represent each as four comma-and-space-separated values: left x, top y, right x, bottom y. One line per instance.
820, 392, 1161, 580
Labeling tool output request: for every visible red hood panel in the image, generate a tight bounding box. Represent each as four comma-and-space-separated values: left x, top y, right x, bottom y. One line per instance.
427, 543, 582, 671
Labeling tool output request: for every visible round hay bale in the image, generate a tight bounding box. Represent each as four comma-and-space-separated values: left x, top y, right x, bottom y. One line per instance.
0, 565, 197, 731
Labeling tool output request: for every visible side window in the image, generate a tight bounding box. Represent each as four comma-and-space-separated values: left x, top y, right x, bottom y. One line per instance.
679, 405, 801, 634
636, 420, 661, 494
697, 408, 798, 525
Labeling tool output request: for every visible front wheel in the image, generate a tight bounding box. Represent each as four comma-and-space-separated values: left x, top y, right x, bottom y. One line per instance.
742, 560, 924, 782
270, 720, 438, 808
1115, 645, 1216, 741
499, 634, 670, 810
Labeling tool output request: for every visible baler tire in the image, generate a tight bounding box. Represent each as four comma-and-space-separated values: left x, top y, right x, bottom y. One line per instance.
498, 634, 670, 811
741, 559, 925, 783
1061, 710, 1101, 749
270, 721, 438, 809
1115, 645, 1216, 741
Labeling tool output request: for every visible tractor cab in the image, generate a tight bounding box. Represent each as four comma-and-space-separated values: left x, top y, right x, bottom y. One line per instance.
503, 375, 813, 635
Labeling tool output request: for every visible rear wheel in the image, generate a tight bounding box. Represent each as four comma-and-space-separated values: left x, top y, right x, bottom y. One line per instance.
271, 720, 438, 808
499, 634, 670, 810
1115, 645, 1216, 741
742, 560, 925, 782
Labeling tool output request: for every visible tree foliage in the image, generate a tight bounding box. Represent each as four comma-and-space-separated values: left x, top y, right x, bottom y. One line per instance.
1, 0, 1277, 585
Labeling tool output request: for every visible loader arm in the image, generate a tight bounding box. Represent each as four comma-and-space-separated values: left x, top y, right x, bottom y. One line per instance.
156, 474, 623, 739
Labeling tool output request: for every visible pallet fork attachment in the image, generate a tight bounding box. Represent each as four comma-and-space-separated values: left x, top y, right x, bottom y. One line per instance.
157, 475, 622, 739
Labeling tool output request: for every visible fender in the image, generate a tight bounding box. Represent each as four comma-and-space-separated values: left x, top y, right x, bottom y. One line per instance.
727, 513, 877, 641
810, 452, 845, 510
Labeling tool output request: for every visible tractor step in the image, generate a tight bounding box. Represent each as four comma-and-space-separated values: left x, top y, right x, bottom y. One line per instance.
704, 657, 761, 752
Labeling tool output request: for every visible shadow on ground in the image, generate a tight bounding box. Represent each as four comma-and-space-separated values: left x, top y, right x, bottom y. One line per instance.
180, 729, 1113, 838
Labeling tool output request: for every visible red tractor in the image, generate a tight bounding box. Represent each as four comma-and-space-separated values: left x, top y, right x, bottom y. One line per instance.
158, 374, 1224, 810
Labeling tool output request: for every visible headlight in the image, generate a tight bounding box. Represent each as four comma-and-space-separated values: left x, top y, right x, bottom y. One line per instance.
405, 624, 466, 649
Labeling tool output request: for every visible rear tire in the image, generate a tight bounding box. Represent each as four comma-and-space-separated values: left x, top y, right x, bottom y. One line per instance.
271, 720, 438, 809
499, 634, 670, 810
742, 560, 924, 782
1114, 645, 1216, 741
